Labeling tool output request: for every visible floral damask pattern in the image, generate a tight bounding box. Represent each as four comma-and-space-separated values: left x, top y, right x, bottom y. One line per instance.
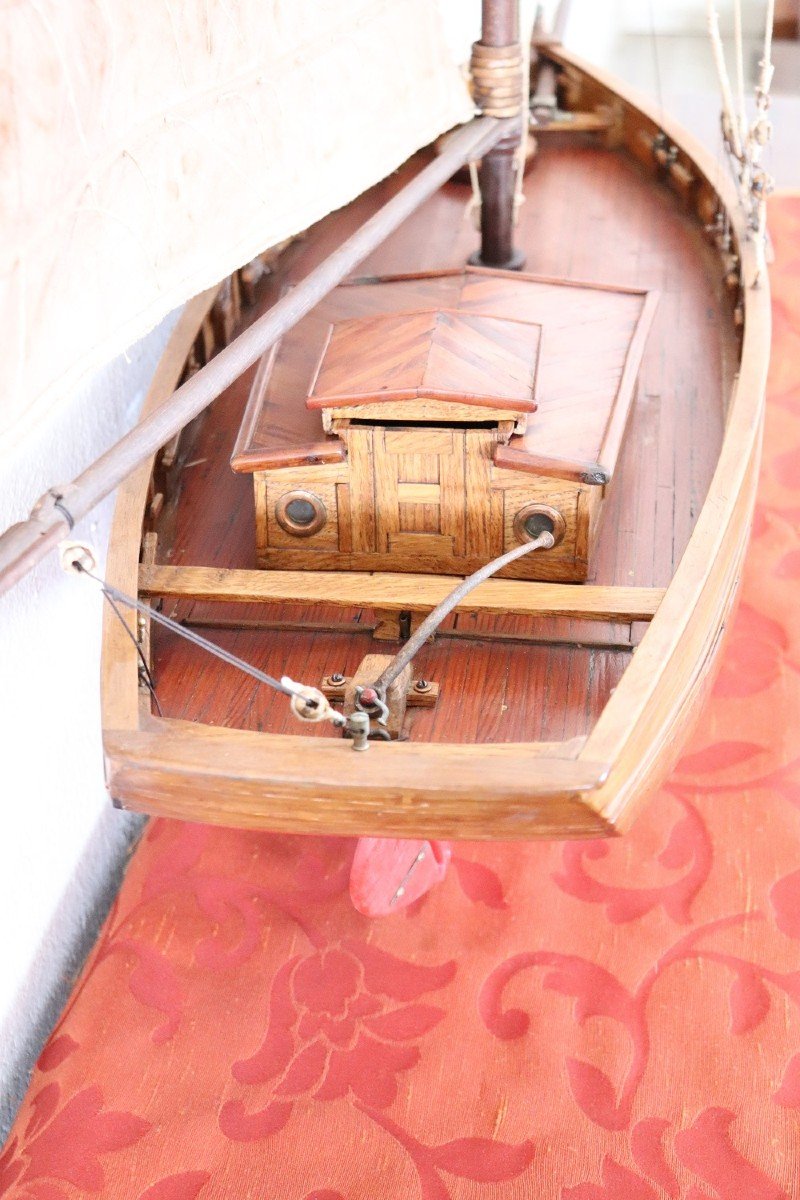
0, 1082, 154, 1198
2, 197, 800, 1197
220, 940, 455, 1133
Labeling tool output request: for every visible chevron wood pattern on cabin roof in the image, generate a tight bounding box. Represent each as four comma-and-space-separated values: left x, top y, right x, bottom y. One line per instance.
306, 309, 540, 411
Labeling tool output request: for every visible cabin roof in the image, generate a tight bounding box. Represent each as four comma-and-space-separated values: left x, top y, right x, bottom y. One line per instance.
306, 309, 540, 414
231, 268, 658, 484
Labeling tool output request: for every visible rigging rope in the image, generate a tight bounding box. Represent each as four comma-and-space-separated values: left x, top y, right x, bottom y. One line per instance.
63, 549, 346, 729
63, 530, 554, 746
102, 587, 163, 716
733, 0, 747, 153
708, 1, 746, 163
370, 529, 554, 697
707, 0, 775, 286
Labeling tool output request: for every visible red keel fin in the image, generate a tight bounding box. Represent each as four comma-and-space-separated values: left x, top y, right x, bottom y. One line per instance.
349, 838, 452, 916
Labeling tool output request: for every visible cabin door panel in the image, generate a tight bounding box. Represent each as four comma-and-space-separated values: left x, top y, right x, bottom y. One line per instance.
373, 427, 466, 559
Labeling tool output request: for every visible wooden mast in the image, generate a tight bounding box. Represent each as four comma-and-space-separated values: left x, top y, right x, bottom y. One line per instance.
470, 0, 525, 270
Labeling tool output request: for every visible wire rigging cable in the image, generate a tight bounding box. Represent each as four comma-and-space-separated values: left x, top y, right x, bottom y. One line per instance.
62, 529, 555, 745
61, 545, 345, 729
371, 530, 554, 696
101, 587, 163, 716
706, 0, 775, 285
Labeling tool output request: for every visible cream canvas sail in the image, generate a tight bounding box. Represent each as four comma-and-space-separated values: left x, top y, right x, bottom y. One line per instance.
1, 0, 473, 450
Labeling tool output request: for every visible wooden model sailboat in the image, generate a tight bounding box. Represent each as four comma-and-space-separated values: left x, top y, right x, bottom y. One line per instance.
0, 2, 772, 914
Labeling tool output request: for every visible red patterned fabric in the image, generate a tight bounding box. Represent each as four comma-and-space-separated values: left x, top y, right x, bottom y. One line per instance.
3, 196, 800, 1199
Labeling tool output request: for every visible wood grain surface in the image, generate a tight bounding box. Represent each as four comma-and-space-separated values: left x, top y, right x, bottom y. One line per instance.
139, 563, 665, 621
101, 48, 768, 838
146, 130, 733, 757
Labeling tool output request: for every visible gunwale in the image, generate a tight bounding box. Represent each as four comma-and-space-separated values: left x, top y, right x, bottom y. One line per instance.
553, 47, 769, 833
101, 46, 769, 840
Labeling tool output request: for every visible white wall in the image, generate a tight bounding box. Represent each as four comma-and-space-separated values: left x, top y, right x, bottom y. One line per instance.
619, 0, 771, 35
0, 310, 178, 1133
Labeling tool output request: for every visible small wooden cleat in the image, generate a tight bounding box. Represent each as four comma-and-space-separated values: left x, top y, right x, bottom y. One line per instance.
349, 838, 452, 916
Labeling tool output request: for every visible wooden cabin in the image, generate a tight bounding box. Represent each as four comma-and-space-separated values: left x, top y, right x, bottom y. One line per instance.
232, 268, 658, 582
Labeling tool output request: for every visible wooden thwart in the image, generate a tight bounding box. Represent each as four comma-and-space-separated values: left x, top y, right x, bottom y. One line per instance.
138, 563, 665, 622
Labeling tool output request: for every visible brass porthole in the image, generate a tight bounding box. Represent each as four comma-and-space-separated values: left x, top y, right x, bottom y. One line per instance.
513, 503, 565, 547
275, 489, 327, 537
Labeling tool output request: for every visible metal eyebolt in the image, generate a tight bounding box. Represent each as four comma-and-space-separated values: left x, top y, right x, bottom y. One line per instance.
346, 711, 371, 751
355, 685, 390, 727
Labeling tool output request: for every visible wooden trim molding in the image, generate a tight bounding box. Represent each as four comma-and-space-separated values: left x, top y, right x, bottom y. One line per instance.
105, 719, 613, 839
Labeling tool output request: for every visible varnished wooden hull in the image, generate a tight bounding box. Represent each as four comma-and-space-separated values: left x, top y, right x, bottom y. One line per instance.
101, 49, 769, 839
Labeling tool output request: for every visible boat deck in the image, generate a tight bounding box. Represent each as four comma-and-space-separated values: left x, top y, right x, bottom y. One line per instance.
149, 134, 736, 745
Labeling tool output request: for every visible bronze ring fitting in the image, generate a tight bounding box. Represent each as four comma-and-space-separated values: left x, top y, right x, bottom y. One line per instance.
513, 503, 566, 547
275, 489, 327, 537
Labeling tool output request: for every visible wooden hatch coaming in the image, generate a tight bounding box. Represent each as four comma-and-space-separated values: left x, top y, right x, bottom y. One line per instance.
101, 47, 768, 840
231, 266, 656, 488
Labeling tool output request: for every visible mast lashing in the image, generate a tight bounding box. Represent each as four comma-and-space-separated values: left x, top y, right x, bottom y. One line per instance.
469, 0, 526, 270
